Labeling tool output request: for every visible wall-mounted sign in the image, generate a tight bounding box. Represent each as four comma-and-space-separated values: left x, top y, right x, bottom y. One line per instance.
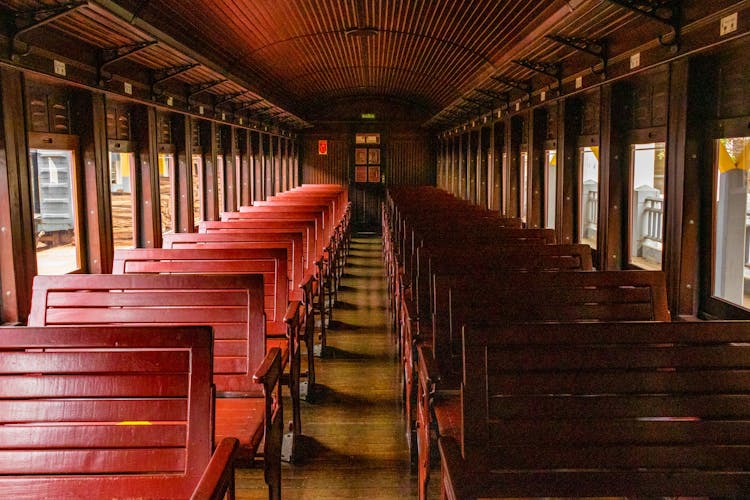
318, 139, 328, 155
361, 113, 376, 119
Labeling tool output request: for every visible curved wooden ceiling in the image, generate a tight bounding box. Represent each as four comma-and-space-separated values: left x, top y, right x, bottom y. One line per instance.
110, 0, 593, 121
0, 0, 707, 127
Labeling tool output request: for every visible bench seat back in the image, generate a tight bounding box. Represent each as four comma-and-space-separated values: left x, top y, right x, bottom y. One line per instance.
0, 325, 215, 499
433, 270, 670, 381
445, 321, 750, 498
29, 274, 266, 395
112, 247, 288, 331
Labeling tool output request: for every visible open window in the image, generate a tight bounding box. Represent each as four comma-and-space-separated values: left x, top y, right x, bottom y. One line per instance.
29, 136, 82, 275
628, 142, 666, 270
544, 149, 557, 229
713, 136, 750, 309
519, 148, 529, 223
579, 146, 599, 249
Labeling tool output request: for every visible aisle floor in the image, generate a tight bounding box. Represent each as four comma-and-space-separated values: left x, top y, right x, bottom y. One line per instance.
237, 234, 430, 499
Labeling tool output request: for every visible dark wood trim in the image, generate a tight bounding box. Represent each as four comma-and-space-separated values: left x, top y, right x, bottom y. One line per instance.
253, 130, 263, 202
529, 107, 546, 229
227, 126, 238, 212
199, 120, 217, 221
664, 58, 690, 316
239, 128, 251, 206
558, 98, 579, 245
0, 68, 35, 323
599, 82, 626, 271
174, 113, 193, 233
75, 90, 112, 273
132, 104, 159, 248
506, 115, 523, 217
479, 125, 490, 208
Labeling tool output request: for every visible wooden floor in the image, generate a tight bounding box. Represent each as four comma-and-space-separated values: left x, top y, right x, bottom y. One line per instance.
237, 234, 430, 499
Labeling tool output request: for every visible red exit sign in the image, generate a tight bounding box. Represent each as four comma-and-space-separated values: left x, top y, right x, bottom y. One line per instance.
318, 140, 328, 155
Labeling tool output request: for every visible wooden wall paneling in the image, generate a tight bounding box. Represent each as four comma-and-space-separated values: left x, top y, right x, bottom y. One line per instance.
252, 130, 263, 202
238, 128, 251, 207
492, 121, 504, 213
506, 115, 523, 217
294, 138, 302, 187
467, 130, 477, 203
199, 120, 217, 221
132, 104, 160, 248
599, 82, 627, 271
74, 90, 112, 273
263, 133, 273, 199
558, 98, 581, 245
529, 108, 547, 229
479, 126, 490, 208
665, 59, 691, 317
385, 133, 433, 186
173, 114, 193, 232
275, 136, 282, 193
450, 135, 455, 194
0, 69, 35, 323
302, 133, 349, 186
227, 127, 239, 212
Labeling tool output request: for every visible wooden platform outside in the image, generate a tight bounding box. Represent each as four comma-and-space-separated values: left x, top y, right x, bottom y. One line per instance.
236, 234, 435, 498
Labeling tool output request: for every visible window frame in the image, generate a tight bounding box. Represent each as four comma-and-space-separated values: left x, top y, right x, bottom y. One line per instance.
28, 131, 84, 274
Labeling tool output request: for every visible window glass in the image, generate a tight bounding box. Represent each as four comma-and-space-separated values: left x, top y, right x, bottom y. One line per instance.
520, 151, 528, 223
579, 146, 599, 249
108, 151, 135, 249
713, 137, 750, 308
192, 154, 202, 225
545, 149, 557, 229
158, 153, 174, 235
629, 143, 666, 270
30, 148, 80, 274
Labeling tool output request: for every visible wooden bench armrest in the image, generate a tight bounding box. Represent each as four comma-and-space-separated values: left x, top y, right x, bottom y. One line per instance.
298, 271, 316, 291
253, 347, 283, 389
191, 437, 239, 500
417, 344, 441, 388
284, 300, 302, 326
438, 436, 485, 500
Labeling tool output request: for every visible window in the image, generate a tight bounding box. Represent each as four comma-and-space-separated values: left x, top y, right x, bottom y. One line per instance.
355, 133, 381, 183
629, 142, 666, 270
108, 151, 135, 249
29, 147, 81, 274
579, 146, 599, 249
158, 153, 174, 235
519, 151, 529, 223
192, 154, 203, 225
545, 150, 557, 229
713, 136, 750, 308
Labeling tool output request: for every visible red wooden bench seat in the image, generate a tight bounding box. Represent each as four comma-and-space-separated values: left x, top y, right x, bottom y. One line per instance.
112, 247, 304, 461
441, 321, 750, 499
0, 325, 240, 500
400, 243, 594, 466
416, 269, 670, 499
161, 231, 320, 400
201, 219, 334, 355
163, 231, 304, 296
28, 274, 284, 498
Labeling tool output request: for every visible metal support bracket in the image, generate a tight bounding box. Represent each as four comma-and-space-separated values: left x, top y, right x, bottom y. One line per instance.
608, 0, 680, 50
547, 34, 608, 79
237, 99, 264, 111
491, 76, 532, 104
215, 92, 245, 108
98, 41, 156, 84
474, 88, 509, 105
9, 1, 88, 60
187, 79, 227, 105
151, 63, 198, 95
512, 58, 562, 92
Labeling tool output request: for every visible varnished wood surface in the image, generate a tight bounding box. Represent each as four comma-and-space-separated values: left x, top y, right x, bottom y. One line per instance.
237, 234, 435, 498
